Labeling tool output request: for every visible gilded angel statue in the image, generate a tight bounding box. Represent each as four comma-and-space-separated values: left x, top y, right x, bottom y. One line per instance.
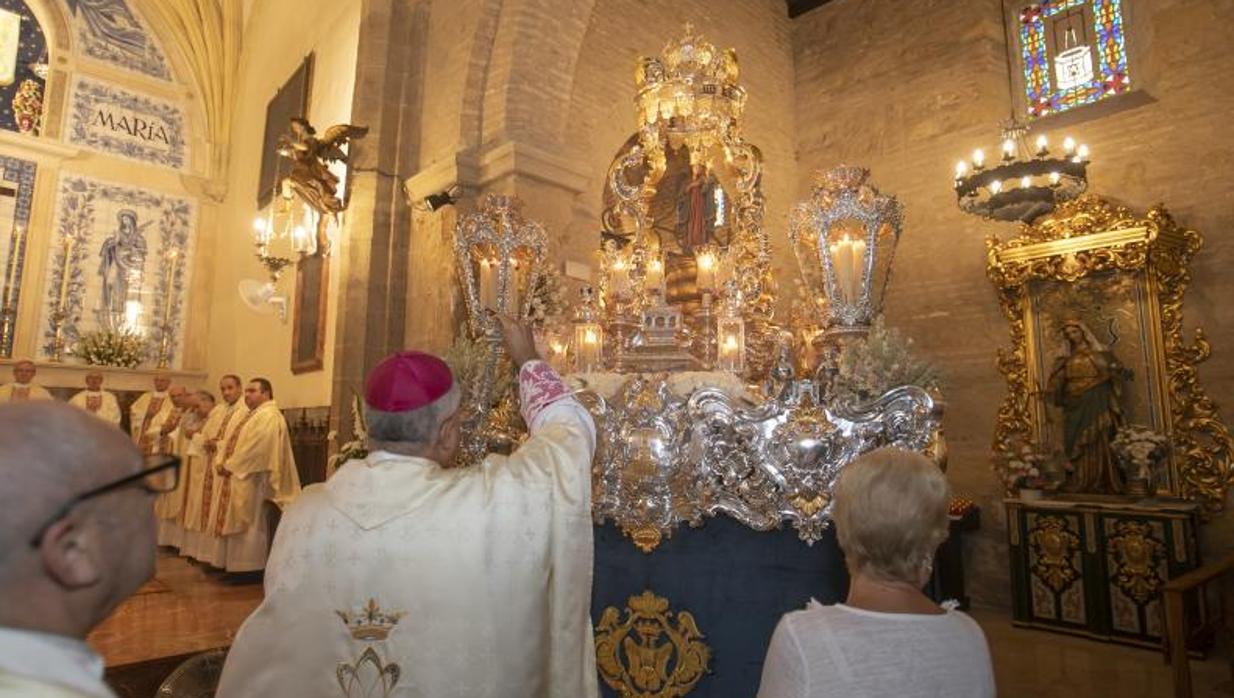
277, 117, 369, 217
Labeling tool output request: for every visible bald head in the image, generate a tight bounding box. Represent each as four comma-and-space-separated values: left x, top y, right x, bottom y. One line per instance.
0, 402, 151, 636
0, 403, 140, 554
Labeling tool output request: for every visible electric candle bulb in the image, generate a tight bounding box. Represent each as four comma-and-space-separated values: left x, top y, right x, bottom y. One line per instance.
1049, 171, 1061, 185
1002, 138, 1015, 158
1035, 134, 1048, 154
1021, 176, 1032, 188
972, 149, 985, 168
989, 180, 1002, 194
955, 161, 967, 178
1077, 144, 1090, 161
1063, 137, 1076, 155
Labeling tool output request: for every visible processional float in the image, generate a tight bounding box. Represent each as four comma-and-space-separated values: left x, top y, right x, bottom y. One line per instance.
453, 26, 942, 698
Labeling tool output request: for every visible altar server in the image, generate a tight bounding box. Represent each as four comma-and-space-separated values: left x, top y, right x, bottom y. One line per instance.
216, 315, 599, 698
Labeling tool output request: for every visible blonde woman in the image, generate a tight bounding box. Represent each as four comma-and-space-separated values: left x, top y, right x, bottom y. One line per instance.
758, 448, 995, 698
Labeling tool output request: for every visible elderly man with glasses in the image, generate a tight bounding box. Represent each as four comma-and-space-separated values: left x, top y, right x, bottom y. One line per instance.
0, 402, 179, 697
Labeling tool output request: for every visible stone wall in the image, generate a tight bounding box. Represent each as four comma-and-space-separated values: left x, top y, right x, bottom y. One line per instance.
793, 0, 1234, 608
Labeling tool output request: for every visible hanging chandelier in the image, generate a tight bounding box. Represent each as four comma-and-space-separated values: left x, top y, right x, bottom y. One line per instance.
953, 119, 1089, 223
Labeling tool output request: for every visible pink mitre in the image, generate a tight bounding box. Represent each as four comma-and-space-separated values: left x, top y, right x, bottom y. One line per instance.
364, 351, 454, 412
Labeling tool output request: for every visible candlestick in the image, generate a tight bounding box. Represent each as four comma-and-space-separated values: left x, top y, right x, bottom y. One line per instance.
643, 256, 665, 298
694, 245, 717, 293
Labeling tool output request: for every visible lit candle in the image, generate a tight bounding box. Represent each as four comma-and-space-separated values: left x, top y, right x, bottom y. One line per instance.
972, 149, 985, 169
644, 257, 665, 297
1020, 176, 1032, 188
695, 247, 717, 292
1076, 144, 1090, 161
252, 216, 271, 246
1049, 171, 1061, 185
1063, 137, 1076, 155
574, 322, 603, 373
1035, 134, 1048, 155
1002, 138, 1015, 159
828, 235, 866, 303
610, 257, 631, 297
479, 258, 498, 311
955, 161, 967, 179
989, 180, 1003, 194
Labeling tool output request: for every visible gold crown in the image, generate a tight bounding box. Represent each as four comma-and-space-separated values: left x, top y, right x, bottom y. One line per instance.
335, 599, 406, 642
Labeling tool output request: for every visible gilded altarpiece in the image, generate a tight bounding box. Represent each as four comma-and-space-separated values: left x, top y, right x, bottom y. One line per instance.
991, 196, 1227, 649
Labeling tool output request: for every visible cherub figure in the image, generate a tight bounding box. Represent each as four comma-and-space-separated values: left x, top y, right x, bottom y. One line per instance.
277, 117, 368, 217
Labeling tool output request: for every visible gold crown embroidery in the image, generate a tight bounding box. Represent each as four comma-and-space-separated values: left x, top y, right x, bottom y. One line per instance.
335, 599, 406, 642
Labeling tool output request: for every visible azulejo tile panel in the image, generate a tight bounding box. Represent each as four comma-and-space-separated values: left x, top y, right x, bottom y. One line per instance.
64, 0, 171, 81
39, 173, 196, 367
65, 75, 187, 171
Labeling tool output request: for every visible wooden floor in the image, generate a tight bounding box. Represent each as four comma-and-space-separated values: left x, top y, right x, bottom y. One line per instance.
89, 554, 1230, 697
88, 551, 263, 667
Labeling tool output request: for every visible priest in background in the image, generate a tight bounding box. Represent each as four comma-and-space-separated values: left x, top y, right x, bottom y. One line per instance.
211, 378, 300, 573
179, 390, 217, 561
67, 372, 121, 426
196, 375, 247, 568
130, 374, 174, 454
0, 360, 52, 402
216, 316, 598, 698
154, 386, 195, 549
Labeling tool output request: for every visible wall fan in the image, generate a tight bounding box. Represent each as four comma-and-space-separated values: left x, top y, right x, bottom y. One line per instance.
238, 279, 288, 323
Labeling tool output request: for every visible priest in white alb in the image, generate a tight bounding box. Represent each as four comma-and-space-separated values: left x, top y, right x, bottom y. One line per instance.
210, 377, 300, 573
130, 374, 174, 454
178, 390, 218, 561
216, 316, 599, 698
195, 375, 248, 567
67, 371, 122, 426
154, 385, 194, 548
0, 360, 52, 402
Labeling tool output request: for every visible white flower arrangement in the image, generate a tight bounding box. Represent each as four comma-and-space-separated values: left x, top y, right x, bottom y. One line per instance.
526, 268, 568, 330
1111, 425, 1171, 481
996, 441, 1050, 491
833, 316, 940, 400
326, 391, 369, 473
72, 328, 148, 368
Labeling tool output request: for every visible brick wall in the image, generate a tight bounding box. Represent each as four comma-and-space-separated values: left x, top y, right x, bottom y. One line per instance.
793, 0, 1234, 607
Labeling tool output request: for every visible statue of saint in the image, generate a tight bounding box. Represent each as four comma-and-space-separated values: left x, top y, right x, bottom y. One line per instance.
1047, 319, 1129, 494
675, 164, 718, 254
97, 209, 148, 331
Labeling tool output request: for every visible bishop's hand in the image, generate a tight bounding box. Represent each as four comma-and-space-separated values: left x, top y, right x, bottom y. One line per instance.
493, 312, 540, 369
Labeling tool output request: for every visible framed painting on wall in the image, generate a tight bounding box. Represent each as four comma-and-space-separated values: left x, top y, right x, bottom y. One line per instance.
290, 251, 327, 374
257, 54, 313, 208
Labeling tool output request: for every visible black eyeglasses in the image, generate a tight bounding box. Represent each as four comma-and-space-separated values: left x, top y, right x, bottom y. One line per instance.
29, 454, 181, 547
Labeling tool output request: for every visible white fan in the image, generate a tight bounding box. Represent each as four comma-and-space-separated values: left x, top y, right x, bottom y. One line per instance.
238, 279, 288, 323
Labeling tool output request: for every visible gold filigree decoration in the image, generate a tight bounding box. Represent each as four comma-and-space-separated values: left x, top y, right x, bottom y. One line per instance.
1107, 520, 1165, 604
336, 599, 406, 642
336, 647, 400, 698
987, 195, 1234, 512
595, 590, 711, 697
630, 526, 664, 554
1028, 515, 1080, 593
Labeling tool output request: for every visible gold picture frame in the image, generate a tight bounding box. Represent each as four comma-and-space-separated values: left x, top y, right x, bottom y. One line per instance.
987, 195, 1233, 512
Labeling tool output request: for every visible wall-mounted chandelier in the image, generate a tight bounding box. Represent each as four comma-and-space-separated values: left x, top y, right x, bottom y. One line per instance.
953, 119, 1088, 223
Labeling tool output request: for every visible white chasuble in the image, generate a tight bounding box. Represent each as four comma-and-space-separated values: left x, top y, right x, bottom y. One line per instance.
217, 361, 599, 698
0, 383, 52, 402
67, 390, 122, 426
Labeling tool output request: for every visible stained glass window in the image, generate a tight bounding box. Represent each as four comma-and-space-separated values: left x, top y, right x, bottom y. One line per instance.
1019, 0, 1130, 118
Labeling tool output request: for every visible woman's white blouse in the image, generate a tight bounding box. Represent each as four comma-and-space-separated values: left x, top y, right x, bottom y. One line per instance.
757, 601, 996, 698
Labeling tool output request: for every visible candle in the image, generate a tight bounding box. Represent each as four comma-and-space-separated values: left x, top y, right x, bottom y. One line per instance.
479, 258, 498, 311
716, 315, 745, 373
695, 247, 717, 292
1020, 176, 1032, 188
610, 258, 631, 297
644, 257, 665, 296
955, 161, 967, 179
972, 149, 985, 169
1048, 171, 1061, 185
989, 180, 1003, 194
1002, 138, 1015, 159
1076, 144, 1090, 161
1063, 136, 1076, 155
828, 235, 866, 303
1035, 134, 1048, 155
574, 322, 603, 373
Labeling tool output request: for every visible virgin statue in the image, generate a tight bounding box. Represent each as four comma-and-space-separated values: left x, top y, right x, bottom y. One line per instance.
1046, 319, 1129, 494
97, 209, 148, 331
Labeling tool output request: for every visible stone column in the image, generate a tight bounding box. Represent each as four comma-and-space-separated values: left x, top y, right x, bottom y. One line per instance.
327, 0, 428, 450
